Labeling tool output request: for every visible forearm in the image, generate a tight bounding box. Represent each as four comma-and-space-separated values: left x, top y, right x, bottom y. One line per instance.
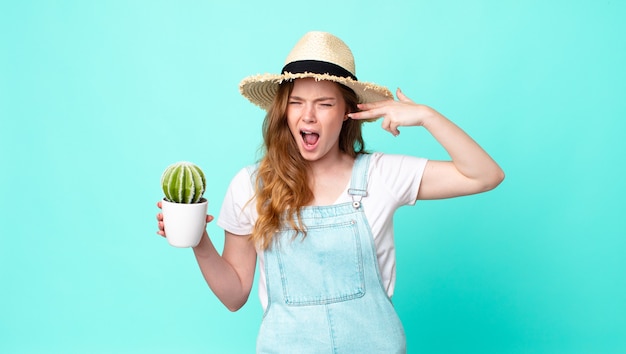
422, 108, 504, 186
192, 232, 253, 311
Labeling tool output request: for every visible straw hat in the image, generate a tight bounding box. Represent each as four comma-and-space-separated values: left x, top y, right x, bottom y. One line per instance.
239, 31, 393, 111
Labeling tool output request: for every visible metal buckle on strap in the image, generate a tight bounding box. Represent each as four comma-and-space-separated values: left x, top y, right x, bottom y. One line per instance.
348, 188, 366, 209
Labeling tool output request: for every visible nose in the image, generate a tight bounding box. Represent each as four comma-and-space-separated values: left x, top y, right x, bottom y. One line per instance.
302, 104, 316, 123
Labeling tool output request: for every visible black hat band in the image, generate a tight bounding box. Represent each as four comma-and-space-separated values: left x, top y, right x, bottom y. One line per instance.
282, 60, 358, 81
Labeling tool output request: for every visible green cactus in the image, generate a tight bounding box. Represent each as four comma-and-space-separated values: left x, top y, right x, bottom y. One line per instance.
161, 161, 206, 203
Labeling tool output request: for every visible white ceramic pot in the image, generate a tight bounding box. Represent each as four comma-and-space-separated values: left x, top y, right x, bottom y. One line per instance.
161, 198, 208, 248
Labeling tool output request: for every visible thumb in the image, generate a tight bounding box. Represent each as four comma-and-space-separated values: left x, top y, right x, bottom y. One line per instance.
396, 88, 414, 103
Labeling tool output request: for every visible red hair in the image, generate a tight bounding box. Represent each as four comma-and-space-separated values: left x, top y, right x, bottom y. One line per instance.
250, 80, 364, 249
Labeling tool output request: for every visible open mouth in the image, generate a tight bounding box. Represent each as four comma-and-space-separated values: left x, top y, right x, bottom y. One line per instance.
301, 131, 320, 146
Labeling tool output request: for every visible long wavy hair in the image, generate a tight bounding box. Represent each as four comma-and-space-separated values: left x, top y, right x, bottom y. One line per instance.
251, 80, 365, 249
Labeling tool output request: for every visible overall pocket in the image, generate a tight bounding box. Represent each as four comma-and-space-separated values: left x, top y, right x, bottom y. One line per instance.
270, 219, 365, 306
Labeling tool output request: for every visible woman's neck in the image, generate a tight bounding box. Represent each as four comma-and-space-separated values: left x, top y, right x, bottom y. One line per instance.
306, 151, 355, 206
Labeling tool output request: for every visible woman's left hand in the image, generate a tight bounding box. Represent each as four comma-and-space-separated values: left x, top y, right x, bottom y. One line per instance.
348, 88, 437, 136
350, 87, 504, 199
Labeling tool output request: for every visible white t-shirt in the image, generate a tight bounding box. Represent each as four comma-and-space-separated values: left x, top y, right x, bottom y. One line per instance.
217, 152, 428, 310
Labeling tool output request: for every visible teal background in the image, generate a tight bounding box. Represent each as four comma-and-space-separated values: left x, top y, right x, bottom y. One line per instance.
1, 0, 624, 353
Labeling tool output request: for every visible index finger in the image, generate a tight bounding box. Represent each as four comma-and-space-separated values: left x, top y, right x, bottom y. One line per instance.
348, 107, 386, 120
348, 112, 381, 121
357, 100, 393, 111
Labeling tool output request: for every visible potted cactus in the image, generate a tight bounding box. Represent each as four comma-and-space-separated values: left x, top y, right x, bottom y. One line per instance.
160, 161, 208, 248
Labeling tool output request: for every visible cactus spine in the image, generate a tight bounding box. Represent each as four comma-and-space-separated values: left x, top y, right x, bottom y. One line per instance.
161, 162, 206, 203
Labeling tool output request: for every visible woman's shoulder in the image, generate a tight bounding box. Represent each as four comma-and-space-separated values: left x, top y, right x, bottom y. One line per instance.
364, 152, 428, 206
366, 152, 428, 170
227, 163, 258, 189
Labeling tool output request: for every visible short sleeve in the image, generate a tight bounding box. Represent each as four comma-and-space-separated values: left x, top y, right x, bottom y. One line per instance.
370, 153, 428, 206
216, 167, 257, 236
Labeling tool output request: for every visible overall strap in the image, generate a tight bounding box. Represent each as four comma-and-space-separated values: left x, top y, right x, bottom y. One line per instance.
348, 153, 372, 209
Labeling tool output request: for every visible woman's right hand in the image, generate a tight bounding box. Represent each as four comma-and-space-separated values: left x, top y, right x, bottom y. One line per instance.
156, 201, 214, 238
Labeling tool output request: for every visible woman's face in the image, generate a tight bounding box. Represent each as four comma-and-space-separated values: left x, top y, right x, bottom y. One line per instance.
286, 78, 347, 162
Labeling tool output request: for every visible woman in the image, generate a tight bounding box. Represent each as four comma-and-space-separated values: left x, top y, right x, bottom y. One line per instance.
157, 31, 504, 353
